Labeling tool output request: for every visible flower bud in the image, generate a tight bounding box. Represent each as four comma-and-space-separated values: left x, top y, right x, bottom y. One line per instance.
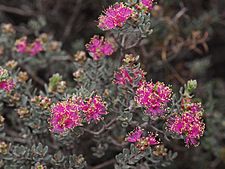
186, 80, 197, 93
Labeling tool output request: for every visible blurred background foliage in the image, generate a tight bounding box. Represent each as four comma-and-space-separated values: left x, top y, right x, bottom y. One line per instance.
0, 0, 225, 168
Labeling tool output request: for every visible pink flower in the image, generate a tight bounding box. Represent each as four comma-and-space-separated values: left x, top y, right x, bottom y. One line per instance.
98, 3, 133, 30
50, 97, 83, 133
147, 133, 160, 145
28, 40, 43, 56
114, 66, 145, 87
126, 127, 143, 143
126, 128, 160, 150
166, 99, 205, 147
140, 0, 154, 10
15, 37, 27, 54
0, 79, 15, 92
86, 36, 115, 60
135, 81, 172, 117
82, 95, 108, 123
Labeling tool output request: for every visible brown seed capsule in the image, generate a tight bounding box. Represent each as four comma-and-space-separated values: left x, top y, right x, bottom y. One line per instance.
5, 60, 18, 69
38, 33, 49, 43
73, 68, 84, 79
0, 46, 4, 56
74, 51, 87, 64
153, 145, 168, 157
57, 81, 66, 93
48, 41, 61, 52
17, 107, 30, 118
0, 115, 4, 127
9, 93, 21, 106
1, 23, 15, 34
0, 141, 9, 154
123, 54, 137, 64
17, 71, 29, 83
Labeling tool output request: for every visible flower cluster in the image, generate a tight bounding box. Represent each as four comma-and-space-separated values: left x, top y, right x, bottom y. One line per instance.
126, 127, 160, 151
140, 0, 154, 10
135, 81, 172, 117
50, 97, 84, 133
0, 67, 15, 92
98, 3, 133, 30
166, 98, 205, 147
113, 65, 145, 87
50, 95, 108, 133
15, 37, 43, 56
86, 35, 115, 60
82, 95, 108, 123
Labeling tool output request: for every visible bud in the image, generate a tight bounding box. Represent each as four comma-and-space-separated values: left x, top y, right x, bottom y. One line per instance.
48, 73, 63, 93
0, 141, 9, 154
186, 80, 197, 94
74, 51, 87, 64
34, 162, 46, 169
1, 23, 15, 34
0, 115, 4, 127
17, 107, 30, 118
17, 71, 29, 83
5, 60, 18, 69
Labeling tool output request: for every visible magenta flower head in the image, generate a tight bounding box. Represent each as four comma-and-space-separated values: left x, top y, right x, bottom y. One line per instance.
28, 40, 44, 56
98, 3, 133, 30
147, 133, 160, 145
126, 128, 160, 151
126, 127, 143, 143
15, 37, 27, 54
135, 81, 172, 117
50, 97, 84, 133
113, 65, 146, 87
86, 35, 115, 60
166, 98, 205, 147
140, 0, 154, 10
0, 79, 15, 92
82, 95, 108, 123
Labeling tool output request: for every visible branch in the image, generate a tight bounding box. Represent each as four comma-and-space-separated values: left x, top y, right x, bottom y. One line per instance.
91, 159, 115, 169
0, 5, 35, 16
83, 118, 117, 135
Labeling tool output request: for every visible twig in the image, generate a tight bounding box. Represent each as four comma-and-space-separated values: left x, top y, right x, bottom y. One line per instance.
19, 64, 45, 86
91, 159, 115, 169
83, 118, 117, 135
62, 0, 82, 42
0, 5, 35, 16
